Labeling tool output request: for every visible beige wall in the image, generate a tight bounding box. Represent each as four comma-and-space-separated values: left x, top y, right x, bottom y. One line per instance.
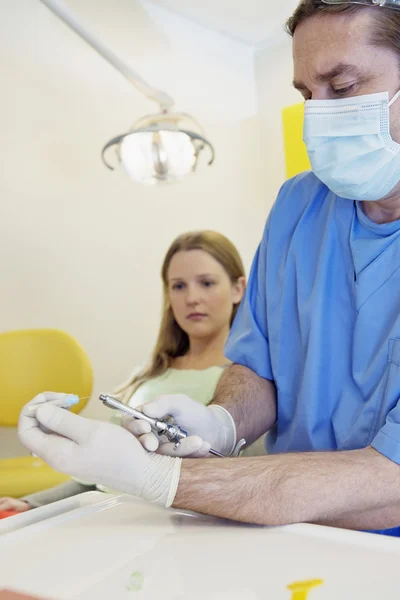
1, 0, 270, 457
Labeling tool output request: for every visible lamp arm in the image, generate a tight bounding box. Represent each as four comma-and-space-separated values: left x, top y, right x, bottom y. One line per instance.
39, 0, 175, 111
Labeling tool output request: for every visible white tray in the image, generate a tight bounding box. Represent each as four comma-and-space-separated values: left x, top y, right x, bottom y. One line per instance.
1, 493, 399, 599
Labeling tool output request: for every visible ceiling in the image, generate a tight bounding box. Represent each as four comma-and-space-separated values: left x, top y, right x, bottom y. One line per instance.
149, 0, 300, 45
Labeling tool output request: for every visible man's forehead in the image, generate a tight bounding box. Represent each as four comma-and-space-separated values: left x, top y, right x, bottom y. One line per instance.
293, 9, 371, 61
292, 12, 377, 85
294, 7, 372, 39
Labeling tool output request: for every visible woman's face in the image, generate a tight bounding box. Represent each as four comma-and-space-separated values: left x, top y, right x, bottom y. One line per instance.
167, 250, 244, 340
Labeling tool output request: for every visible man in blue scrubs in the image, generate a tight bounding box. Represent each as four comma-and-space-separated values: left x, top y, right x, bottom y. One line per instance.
18, 0, 400, 534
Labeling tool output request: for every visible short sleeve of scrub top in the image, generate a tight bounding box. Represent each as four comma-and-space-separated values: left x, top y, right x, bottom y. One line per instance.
224, 220, 273, 381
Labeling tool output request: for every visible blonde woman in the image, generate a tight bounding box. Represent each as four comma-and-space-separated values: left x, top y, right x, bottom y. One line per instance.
1, 231, 247, 513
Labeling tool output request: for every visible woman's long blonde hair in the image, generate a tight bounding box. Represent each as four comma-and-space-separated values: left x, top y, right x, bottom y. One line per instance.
116, 231, 245, 403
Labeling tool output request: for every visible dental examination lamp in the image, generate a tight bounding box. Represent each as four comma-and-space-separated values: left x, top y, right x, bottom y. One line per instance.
39, 0, 215, 185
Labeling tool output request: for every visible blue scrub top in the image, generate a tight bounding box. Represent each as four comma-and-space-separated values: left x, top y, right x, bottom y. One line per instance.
225, 172, 400, 535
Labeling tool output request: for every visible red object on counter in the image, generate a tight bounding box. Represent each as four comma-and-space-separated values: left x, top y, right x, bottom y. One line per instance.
0, 591, 51, 599
0, 511, 18, 519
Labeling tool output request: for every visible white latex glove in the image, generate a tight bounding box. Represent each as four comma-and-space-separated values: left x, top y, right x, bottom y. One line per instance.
122, 394, 237, 458
18, 393, 182, 507
22, 391, 79, 417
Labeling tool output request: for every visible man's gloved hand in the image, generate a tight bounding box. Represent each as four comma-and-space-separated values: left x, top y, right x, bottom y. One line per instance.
18, 393, 182, 507
122, 394, 237, 458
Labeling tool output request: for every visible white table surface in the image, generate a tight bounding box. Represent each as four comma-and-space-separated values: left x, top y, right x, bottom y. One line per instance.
1, 492, 399, 599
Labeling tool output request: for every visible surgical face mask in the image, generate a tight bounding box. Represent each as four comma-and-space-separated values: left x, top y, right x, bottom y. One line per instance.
303, 90, 400, 201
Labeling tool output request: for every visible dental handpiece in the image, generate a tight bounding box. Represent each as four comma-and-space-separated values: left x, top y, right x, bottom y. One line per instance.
99, 394, 227, 457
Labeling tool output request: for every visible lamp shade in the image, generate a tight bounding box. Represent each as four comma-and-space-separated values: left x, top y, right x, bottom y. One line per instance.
102, 112, 215, 185
119, 129, 197, 184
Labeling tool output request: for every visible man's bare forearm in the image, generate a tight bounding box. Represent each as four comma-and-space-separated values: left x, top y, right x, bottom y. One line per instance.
173, 447, 400, 530
210, 364, 276, 444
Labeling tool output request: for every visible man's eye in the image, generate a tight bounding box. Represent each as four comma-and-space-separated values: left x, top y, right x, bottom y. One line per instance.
334, 84, 355, 97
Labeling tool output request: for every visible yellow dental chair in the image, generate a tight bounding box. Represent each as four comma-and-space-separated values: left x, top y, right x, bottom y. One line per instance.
282, 102, 311, 178
0, 329, 93, 497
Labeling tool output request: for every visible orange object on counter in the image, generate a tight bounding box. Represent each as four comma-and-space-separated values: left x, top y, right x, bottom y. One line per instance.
0, 511, 18, 519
